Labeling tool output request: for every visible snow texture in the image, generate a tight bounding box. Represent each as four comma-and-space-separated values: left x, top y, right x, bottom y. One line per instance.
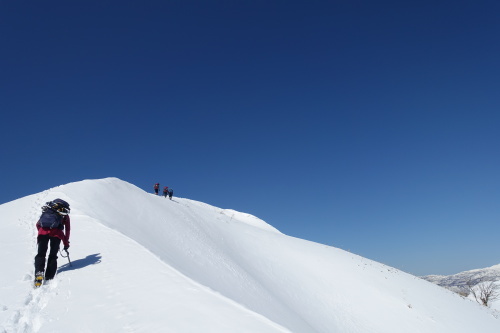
1, 177, 499, 332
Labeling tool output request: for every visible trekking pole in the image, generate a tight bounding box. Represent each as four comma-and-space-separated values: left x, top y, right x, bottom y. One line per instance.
60, 249, 72, 267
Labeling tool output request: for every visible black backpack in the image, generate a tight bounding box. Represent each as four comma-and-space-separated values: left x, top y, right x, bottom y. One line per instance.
38, 199, 70, 229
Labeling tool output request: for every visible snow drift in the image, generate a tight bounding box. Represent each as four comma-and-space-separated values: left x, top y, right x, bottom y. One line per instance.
1, 177, 499, 332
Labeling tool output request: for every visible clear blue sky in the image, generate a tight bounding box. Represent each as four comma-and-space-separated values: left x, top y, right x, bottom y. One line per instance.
1, 0, 499, 276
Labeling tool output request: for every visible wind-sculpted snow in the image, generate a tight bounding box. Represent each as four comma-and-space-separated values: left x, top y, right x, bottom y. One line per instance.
1, 177, 499, 332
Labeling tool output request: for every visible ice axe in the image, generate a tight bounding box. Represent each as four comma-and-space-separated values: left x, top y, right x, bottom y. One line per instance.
60, 248, 72, 267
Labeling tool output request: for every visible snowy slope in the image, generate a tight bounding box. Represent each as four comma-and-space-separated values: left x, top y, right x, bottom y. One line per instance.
1, 178, 499, 333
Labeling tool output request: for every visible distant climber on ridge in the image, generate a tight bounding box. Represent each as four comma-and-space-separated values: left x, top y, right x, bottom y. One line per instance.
154, 183, 160, 195
163, 186, 169, 198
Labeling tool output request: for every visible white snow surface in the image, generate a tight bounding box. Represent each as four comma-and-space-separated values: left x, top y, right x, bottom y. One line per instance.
0, 177, 499, 333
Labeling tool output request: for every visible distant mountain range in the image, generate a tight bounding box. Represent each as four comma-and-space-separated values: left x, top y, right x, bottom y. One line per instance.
422, 264, 500, 288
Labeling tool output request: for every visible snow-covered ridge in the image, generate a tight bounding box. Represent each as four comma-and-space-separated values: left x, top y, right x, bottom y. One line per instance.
1, 177, 499, 332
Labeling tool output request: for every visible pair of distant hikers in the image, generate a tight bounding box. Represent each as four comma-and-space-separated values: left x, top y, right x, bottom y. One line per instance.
33, 199, 71, 287
163, 186, 173, 200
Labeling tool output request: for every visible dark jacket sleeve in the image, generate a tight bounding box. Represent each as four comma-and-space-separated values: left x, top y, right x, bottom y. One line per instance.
62, 215, 71, 246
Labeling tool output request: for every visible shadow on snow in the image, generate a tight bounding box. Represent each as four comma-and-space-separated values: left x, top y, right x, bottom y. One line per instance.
58, 253, 102, 273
